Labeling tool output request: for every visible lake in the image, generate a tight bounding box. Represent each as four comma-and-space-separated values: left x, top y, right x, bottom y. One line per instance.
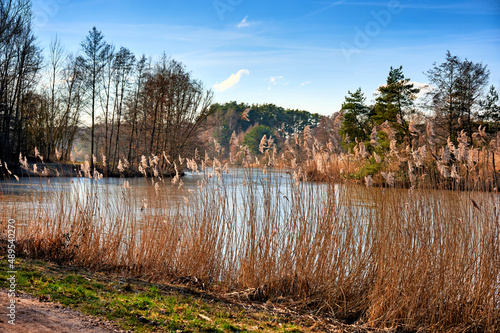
1, 166, 496, 235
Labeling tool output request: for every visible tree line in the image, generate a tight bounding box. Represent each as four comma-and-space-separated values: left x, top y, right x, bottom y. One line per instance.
1, 0, 212, 176
339, 52, 498, 150
1, 0, 42, 165
207, 102, 321, 156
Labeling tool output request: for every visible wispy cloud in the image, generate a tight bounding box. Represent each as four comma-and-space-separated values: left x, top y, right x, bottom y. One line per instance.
237, 15, 262, 29
308, 1, 499, 15
238, 16, 251, 28
300, 81, 311, 86
267, 76, 290, 90
306, 0, 500, 16
306, 1, 345, 17
237, 16, 261, 29
269, 76, 284, 84
213, 69, 250, 92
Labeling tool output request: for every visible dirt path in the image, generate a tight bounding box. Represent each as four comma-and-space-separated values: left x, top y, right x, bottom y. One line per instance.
0, 291, 120, 333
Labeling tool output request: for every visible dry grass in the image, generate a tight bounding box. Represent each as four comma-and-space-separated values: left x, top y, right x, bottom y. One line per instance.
1, 164, 499, 332
291, 123, 500, 192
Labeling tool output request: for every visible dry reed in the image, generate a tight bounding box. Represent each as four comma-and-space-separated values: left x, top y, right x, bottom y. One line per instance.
0, 163, 499, 332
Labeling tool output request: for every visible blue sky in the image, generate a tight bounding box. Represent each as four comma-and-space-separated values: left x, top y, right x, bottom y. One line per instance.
32, 0, 500, 115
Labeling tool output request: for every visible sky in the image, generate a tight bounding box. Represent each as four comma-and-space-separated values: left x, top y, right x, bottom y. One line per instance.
31, 0, 500, 115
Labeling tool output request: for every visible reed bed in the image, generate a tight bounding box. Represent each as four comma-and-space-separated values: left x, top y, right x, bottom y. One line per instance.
1, 166, 499, 332
275, 119, 500, 192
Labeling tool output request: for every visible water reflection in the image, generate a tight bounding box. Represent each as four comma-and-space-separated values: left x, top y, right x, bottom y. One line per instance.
0, 168, 311, 222
1, 168, 498, 226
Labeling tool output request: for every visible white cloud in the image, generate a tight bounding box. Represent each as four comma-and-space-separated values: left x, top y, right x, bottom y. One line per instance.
237, 16, 261, 28
300, 81, 311, 86
412, 82, 435, 99
412, 82, 432, 91
213, 69, 250, 92
269, 76, 283, 84
238, 16, 250, 28
267, 76, 290, 90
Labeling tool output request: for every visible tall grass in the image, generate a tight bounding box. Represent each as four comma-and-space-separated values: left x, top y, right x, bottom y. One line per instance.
1, 164, 498, 332
283, 120, 500, 192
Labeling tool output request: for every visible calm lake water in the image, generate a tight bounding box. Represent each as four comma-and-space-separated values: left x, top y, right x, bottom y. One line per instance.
1, 167, 498, 228
0, 168, 309, 221
0, 167, 297, 208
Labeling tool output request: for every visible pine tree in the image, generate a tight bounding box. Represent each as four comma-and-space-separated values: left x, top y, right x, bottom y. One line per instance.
340, 88, 370, 143
372, 66, 419, 143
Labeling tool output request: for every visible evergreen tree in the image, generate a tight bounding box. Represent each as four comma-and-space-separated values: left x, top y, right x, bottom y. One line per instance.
339, 88, 370, 143
242, 125, 273, 155
481, 85, 500, 131
372, 66, 420, 143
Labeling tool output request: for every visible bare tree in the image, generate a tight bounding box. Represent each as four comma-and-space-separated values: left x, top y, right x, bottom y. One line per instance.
126, 54, 148, 166
427, 51, 489, 142
139, 56, 213, 171
426, 51, 461, 141
110, 46, 134, 169
98, 44, 115, 161
46, 35, 64, 161
58, 54, 85, 160
0, 0, 42, 164
456, 58, 489, 141
78, 26, 110, 170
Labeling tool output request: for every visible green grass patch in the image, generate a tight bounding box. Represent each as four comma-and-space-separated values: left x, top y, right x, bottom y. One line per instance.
0, 257, 314, 332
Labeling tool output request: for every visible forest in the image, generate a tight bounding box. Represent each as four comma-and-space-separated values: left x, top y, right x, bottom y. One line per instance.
0, 3, 213, 175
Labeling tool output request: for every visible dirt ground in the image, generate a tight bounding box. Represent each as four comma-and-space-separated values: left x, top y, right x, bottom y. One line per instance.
0, 291, 121, 333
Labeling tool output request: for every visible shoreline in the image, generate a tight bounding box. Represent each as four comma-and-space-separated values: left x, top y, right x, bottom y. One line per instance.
2, 161, 499, 193
0, 257, 372, 333
2, 162, 184, 179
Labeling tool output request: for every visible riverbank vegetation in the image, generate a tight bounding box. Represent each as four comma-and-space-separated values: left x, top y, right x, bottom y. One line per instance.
1, 160, 499, 332
207, 59, 499, 191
